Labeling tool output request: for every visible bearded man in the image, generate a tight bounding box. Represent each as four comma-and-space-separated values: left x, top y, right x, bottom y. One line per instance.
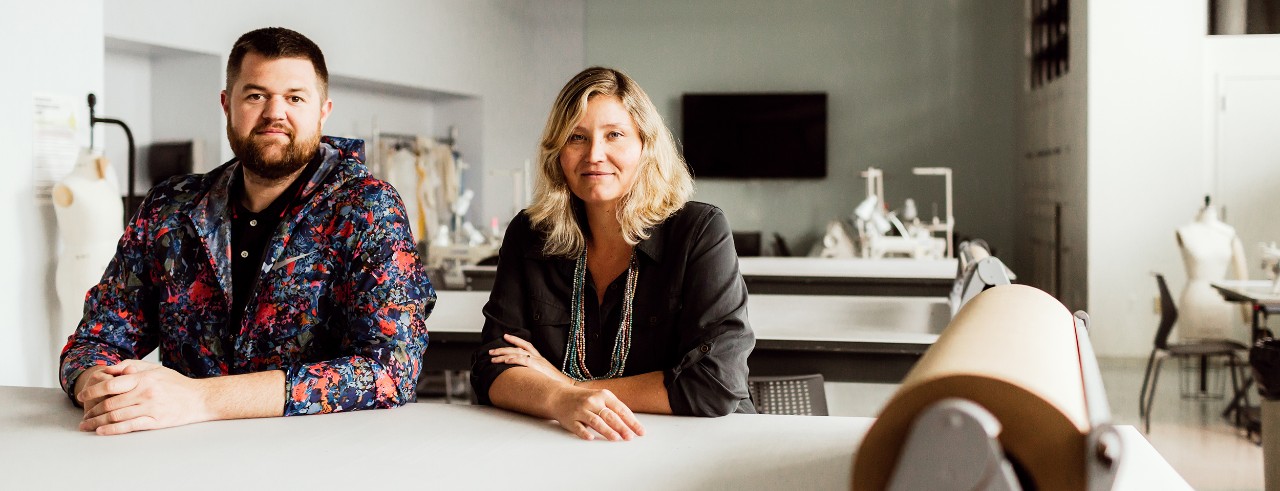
59, 27, 435, 435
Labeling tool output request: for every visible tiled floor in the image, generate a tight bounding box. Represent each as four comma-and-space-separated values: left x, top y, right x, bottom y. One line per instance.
824, 357, 1267, 490
422, 357, 1267, 489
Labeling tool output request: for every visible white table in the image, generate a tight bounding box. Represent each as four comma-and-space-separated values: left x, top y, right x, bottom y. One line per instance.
1210, 280, 1280, 432
426, 291, 950, 383
462, 257, 959, 296
0, 386, 1188, 490
737, 257, 957, 296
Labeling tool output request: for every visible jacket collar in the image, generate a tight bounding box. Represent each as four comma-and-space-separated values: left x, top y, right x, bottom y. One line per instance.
184, 136, 367, 296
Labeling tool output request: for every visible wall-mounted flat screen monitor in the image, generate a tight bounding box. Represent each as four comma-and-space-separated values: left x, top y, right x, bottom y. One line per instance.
147, 140, 197, 187
681, 92, 827, 179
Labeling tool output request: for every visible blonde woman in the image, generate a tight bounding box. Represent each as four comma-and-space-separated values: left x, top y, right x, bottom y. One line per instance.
470, 67, 754, 441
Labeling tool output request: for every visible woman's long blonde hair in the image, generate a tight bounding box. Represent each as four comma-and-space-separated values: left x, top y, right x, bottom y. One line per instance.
527, 67, 694, 258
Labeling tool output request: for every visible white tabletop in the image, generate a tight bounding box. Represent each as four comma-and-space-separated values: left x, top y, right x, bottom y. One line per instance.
0, 386, 1187, 490
1211, 279, 1280, 306
429, 290, 948, 345
463, 258, 960, 281
736, 257, 958, 280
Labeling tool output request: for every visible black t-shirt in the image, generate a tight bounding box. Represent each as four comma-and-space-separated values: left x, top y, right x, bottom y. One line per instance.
470, 201, 756, 416
227, 156, 321, 335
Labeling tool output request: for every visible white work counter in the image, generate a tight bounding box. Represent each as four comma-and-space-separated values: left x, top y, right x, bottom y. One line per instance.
736, 257, 957, 296
462, 257, 958, 296
425, 291, 949, 383
736, 257, 957, 279
0, 386, 1188, 490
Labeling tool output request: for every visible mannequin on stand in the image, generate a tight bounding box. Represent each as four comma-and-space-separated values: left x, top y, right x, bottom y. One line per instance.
1175, 196, 1248, 341
52, 150, 123, 340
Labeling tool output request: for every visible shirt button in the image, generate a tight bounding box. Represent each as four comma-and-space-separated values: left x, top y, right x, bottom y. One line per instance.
699, 344, 710, 354
240, 251, 249, 258
249, 219, 258, 227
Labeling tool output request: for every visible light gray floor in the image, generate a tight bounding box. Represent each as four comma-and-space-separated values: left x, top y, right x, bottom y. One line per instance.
422, 357, 1266, 490
824, 357, 1265, 491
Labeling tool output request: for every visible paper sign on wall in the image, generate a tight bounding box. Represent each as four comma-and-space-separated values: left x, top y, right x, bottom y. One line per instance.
32, 92, 79, 200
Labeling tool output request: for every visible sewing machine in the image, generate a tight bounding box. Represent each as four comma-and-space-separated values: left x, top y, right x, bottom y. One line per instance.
841, 166, 953, 260
949, 239, 1016, 317
1261, 242, 1280, 294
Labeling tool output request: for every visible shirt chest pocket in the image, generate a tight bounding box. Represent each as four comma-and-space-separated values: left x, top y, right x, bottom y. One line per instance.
529, 296, 570, 327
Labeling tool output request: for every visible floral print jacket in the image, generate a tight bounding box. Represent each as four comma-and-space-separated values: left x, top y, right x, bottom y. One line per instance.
60, 136, 435, 416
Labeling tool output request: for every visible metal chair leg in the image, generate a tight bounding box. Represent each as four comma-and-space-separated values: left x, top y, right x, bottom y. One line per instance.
1139, 349, 1158, 418
1145, 356, 1166, 434
443, 370, 454, 404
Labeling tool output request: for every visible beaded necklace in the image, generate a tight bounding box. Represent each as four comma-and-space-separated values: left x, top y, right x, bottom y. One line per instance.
562, 249, 639, 381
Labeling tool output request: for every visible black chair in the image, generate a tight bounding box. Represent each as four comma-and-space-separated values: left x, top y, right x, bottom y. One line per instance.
771, 232, 792, 257
748, 374, 828, 416
1138, 274, 1247, 433
732, 231, 762, 257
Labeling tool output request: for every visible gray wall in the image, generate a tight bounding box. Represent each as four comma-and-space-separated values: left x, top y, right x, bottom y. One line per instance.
585, 0, 1022, 261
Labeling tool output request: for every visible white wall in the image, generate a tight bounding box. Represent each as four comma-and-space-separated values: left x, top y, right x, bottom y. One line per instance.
1085, 1, 1212, 357
150, 53, 223, 175
103, 49, 153, 192
1203, 34, 1280, 260
584, 0, 1023, 260
104, 0, 586, 227
0, 1, 104, 387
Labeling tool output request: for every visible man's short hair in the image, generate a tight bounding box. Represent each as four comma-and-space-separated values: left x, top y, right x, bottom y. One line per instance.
226, 27, 329, 98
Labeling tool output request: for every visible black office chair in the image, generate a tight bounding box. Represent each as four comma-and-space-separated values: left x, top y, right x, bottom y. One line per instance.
1138, 274, 1247, 433
733, 231, 762, 257
771, 232, 792, 257
748, 374, 828, 416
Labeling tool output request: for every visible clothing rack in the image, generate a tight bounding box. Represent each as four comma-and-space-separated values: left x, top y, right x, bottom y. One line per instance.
369, 125, 459, 178
87, 93, 136, 227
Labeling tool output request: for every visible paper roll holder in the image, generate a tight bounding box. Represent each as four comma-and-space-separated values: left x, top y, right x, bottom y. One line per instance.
884, 311, 1122, 491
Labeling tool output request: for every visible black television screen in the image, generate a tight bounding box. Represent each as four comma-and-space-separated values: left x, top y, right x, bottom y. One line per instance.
681, 93, 827, 178
147, 140, 196, 187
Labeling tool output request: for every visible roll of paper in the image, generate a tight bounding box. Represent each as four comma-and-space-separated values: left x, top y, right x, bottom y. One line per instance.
854, 284, 1090, 491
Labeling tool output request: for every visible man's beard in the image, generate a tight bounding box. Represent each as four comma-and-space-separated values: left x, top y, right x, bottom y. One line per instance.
228, 121, 322, 181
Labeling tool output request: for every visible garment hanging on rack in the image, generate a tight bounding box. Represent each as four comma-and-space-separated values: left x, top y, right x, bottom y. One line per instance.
424, 139, 460, 216
376, 136, 462, 246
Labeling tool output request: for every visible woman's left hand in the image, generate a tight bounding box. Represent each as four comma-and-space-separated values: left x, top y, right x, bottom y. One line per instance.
490, 334, 573, 385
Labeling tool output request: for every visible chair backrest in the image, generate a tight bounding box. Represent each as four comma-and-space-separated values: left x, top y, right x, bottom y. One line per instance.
772, 232, 792, 257
1154, 274, 1179, 350
748, 374, 828, 416
733, 230, 762, 257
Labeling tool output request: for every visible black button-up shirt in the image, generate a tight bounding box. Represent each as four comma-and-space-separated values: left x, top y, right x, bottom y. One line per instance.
471, 201, 755, 416
228, 156, 321, 334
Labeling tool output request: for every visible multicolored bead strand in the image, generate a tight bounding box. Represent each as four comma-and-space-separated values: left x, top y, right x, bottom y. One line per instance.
562, 249, 639, 381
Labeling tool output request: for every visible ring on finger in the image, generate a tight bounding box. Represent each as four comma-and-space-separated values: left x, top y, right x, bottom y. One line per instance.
596, 407, 608, 418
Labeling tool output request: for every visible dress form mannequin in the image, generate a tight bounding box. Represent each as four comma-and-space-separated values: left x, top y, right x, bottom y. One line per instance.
1175, 198, 1248, 341
53, 150, 123, 340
